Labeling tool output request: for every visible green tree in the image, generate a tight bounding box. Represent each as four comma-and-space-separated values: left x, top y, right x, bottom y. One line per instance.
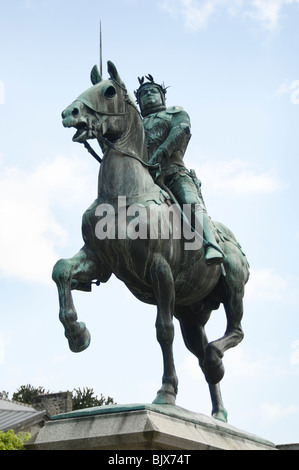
2, 385, 116, 410
12, 385, 49, 404
72, 387, 116, 410
0, 429, 30, 450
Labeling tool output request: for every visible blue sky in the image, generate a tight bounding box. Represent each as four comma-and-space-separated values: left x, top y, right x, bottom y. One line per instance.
0, 0, 299, 446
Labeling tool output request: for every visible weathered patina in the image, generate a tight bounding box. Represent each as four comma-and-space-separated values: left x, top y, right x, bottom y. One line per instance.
52, 61, 249, 422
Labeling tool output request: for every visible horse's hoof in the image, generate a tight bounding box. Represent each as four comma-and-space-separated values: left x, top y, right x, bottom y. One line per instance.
204, 360, 225, 385
152, 392, 176, 405
212, 408, 228, 423
152, 384, 177, 405
203, 343, 225, 384
67, 322, 91, 353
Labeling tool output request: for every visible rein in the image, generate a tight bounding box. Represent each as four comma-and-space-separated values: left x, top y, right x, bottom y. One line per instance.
82, 137, 160, 171
83, 141, 103, 164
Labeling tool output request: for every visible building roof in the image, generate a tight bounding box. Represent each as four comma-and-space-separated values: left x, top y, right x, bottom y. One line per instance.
0, 398, 49, 433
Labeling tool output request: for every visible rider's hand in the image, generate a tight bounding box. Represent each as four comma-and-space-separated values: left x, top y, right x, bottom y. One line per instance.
148, 147, 167, 166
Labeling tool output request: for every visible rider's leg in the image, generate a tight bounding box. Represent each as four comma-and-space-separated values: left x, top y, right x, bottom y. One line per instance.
167, 173, 224, 265
201, 212, 224, 265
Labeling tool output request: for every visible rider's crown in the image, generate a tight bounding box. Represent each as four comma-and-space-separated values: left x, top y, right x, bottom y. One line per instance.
134, 75, 168, 107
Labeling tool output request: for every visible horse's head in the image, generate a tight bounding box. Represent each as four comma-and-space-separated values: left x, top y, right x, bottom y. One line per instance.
62, 61, 138, 146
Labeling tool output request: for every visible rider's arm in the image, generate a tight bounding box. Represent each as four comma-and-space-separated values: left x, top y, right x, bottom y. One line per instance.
149, 110, 191, 165
160, 110, 191, 158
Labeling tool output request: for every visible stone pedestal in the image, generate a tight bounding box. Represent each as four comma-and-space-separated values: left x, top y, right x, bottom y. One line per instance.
26, 403, 276, 450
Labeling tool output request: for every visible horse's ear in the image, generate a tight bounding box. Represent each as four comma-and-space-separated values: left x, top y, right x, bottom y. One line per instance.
90, 65, 102, 85
107, 61, 126, 88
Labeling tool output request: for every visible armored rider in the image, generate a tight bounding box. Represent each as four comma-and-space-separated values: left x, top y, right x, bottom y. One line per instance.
135, 75, 224, 265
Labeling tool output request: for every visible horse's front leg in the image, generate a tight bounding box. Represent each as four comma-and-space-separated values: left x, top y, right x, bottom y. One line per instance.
52, 246, 100, 353
150, 254, 178, 405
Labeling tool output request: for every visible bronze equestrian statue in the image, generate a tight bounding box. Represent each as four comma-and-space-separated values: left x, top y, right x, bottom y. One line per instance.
52, 61, 249, 422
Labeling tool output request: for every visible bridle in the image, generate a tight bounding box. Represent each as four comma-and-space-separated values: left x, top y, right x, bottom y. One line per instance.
83, 138, 159, 171
81, 78, 160, 172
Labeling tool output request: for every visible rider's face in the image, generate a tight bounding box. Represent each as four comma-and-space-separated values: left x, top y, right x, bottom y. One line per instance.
139, 86, 163, 112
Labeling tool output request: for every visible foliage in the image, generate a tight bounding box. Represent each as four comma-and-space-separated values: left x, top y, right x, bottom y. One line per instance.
0, 429, 30, 450
1, 385, 116, 410
72, 387, 116, 410
0, 386, 115, 449
12, 385, 49, 405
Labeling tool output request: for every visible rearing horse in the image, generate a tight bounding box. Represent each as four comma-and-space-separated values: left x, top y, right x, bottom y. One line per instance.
52, 61, 249, 422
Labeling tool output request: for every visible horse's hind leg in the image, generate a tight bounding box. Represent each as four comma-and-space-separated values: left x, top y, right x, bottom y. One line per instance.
176, 306, 228, 422
203, 260, 246, 385
52, 246, 102, 353
150, 254, 178, 405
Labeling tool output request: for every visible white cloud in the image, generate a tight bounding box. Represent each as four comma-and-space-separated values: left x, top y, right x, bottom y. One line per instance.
0, 155, 94, 285
245, 269, 299, 306
224, 346, 287, 381
0, 332, 10, 365
158, 0, 299, 31
179, 344, 286, 383
22, 0, 49, 10
246, 0, 283, 30
276, 79, 299, 104
225, 347, 268, 380
179, 0, 225, 30
0, 81, 4, 105
0, 337, 5, 365
245, 268, 287, 301
159, 0, 232, 30
260, 402, 299, 423
246, 0, 299, 31
290, 340, 299, 365
196, 159, 283, 196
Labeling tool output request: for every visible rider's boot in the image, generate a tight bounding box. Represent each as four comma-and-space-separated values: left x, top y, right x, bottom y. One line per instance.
202, 213, 224, 265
